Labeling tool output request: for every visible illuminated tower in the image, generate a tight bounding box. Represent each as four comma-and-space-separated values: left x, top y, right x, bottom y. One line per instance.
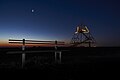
71, 24, 96, 47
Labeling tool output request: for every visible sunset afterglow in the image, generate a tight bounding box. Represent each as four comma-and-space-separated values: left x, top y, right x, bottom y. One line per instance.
0, 0, 120, 47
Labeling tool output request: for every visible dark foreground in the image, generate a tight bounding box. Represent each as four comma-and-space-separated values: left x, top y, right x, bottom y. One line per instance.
0, 47, 120, 78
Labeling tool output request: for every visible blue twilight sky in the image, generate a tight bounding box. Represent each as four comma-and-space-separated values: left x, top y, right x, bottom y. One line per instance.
0, 0, 120, 46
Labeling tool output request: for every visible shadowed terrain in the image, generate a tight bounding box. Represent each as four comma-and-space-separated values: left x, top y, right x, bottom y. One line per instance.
0, 47, 120, 79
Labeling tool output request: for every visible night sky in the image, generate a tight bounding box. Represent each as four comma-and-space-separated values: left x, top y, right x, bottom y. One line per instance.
0, 0, 120, 47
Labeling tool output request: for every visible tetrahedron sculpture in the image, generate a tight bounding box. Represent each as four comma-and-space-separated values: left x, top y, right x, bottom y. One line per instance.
71, 24, 96, 47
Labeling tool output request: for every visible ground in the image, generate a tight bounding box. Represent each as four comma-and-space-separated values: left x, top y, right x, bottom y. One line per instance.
0, 47, 120, 79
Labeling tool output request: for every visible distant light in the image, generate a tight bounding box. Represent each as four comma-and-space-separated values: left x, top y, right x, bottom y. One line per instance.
31, 9, 34, 13
75, 32, 78, 34
82, 29, 86, 32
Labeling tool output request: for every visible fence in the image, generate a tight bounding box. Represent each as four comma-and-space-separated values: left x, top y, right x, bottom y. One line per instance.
8, 39, 65, 68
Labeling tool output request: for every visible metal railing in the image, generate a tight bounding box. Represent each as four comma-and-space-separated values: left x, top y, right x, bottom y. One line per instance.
8, 39, 66, 68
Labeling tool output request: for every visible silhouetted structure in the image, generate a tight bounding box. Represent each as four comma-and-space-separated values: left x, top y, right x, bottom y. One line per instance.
71, 24, 96, 47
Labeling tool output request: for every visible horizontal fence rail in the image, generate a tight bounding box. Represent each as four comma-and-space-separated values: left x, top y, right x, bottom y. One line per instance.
9, 39, 65, 45
7, 50, 69, 54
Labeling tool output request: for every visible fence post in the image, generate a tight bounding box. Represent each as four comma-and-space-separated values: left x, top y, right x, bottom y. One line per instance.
59, 51, 61, 63
55, 40, 61, 63
55, 40, 57, 63
22, 39, 25, 68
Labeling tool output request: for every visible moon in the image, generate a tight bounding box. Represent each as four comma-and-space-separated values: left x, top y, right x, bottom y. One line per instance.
31, 9, 34, 13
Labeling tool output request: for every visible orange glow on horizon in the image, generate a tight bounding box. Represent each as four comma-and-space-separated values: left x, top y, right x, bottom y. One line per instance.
0, 40, 68, 47
0, 43, 66, 47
